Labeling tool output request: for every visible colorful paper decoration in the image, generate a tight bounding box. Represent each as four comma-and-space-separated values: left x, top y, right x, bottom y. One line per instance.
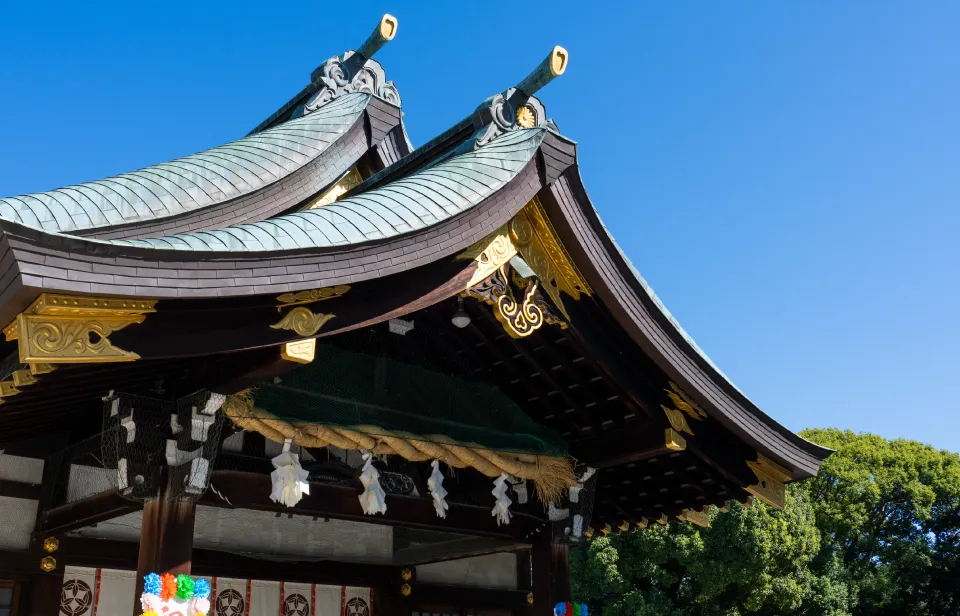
140, 572, 210, 616
554, 601, 588, 616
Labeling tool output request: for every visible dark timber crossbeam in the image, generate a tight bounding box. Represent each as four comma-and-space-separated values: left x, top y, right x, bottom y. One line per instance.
57, 537, 396, 587
37, 471, 545, 541
41, 488, 141, 535
204, 471, 543, 542
414, 584, 533, 610
569, 421, 677, 468
0, 479, 41, 500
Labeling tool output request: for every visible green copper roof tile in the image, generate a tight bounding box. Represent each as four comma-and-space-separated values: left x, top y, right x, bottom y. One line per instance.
0, 93, 371, 234
108, 127, 546, 252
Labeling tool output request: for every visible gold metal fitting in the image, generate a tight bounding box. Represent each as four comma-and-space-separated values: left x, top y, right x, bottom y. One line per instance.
400, 583, 412, 597
42, 536, 59, 553
40, 556, 57, 572
527, 593, 534, 605
401, 568, 412, 581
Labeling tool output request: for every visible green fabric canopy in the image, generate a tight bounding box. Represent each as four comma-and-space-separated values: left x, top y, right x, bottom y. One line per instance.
252, 344, 567, 457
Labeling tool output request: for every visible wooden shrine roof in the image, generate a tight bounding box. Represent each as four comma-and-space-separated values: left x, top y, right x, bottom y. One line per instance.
0, 28, 830, 533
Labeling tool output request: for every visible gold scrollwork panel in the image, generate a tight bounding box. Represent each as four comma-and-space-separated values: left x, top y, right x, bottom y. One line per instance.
4, 293, 157, 364
276, 285, 350, 309
270, 307, 335, 337
17, 314, 147, 363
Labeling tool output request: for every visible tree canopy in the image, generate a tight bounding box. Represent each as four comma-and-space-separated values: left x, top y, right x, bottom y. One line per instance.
571, 429, 960, 615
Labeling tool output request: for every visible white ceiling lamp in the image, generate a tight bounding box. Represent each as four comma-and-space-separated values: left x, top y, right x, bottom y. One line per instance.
451, 296, 471, 329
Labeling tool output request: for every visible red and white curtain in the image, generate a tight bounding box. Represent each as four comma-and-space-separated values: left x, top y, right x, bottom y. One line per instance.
58, 567, 373, 616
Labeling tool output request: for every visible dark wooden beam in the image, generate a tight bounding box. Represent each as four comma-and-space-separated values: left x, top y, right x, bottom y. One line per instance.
0, 549, 36, 578
414, 583, 533, 610
202, 471, 544, 542
41, 488, 141, 535
0, 479, 41, 500
57, 537, 396, 587
569, 423, 680, 469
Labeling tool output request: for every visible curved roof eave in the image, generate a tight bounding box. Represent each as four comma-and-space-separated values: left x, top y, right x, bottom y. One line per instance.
544, 169, 832, 478
0, 127, 557, 321
0, 93, 380, 238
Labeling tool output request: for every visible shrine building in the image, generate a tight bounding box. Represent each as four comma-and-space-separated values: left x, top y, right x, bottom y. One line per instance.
0, 14, 830, 616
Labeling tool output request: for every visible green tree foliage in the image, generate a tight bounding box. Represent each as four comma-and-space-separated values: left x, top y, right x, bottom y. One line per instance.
571, 429, 960, 615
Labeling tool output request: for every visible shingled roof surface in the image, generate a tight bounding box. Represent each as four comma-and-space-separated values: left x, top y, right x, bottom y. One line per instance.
99, 127, 546, 251
0, 93, 371, 234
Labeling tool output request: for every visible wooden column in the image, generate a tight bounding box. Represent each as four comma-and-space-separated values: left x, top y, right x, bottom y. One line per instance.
132, 470, 196, 616
531, 532, 570, 616
25, 573, 63, 616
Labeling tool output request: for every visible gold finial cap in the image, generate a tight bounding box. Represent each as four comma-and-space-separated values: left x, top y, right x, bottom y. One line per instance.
549, 46, 569, 77
380, 14, 399, 41
357, 13, 399, 59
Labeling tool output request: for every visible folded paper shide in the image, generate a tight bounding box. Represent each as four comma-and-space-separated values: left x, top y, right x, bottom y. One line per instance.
140, 572, 211, 616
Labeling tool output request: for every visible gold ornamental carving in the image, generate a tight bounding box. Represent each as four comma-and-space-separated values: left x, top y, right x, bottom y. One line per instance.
460, 229, 519, 289
276, 285, 350, 308
660, 382, 705, 436
508, 197, 591, 318
458, 197, 590, 319
515, 105, 537, 128
664, 427, 686, 451
303, 168, 363, 209
678, 508, 711, 528
270, 307, 335, 337
662, 405, 695, 436
0, 382, 20, 398
665, 381, 707, 420
746, 454, 791, 510
463, 264, 558, 339
3, 293, 156, 364
281, 339, 316, 364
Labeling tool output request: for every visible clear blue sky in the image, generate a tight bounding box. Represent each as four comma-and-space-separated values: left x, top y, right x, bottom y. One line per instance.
1, 2, 957, 451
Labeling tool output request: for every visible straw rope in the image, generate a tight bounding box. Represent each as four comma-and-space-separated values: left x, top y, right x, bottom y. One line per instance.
222, 390, 574, 504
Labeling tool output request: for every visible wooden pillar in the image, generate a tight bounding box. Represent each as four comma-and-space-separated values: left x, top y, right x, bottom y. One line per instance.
132, 470, 196, 616
531, 531, 570, 616
25, 573, 63, 616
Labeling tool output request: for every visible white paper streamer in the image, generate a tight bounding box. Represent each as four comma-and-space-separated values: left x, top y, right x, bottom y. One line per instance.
428, 460, 449, 518
491, 472, 512, 526
269, 440, 310, 507
359, 451, 387, 515
570, 466, 596, 503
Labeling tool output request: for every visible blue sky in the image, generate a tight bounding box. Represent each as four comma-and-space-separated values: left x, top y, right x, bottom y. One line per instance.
1, 2, 957, 451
